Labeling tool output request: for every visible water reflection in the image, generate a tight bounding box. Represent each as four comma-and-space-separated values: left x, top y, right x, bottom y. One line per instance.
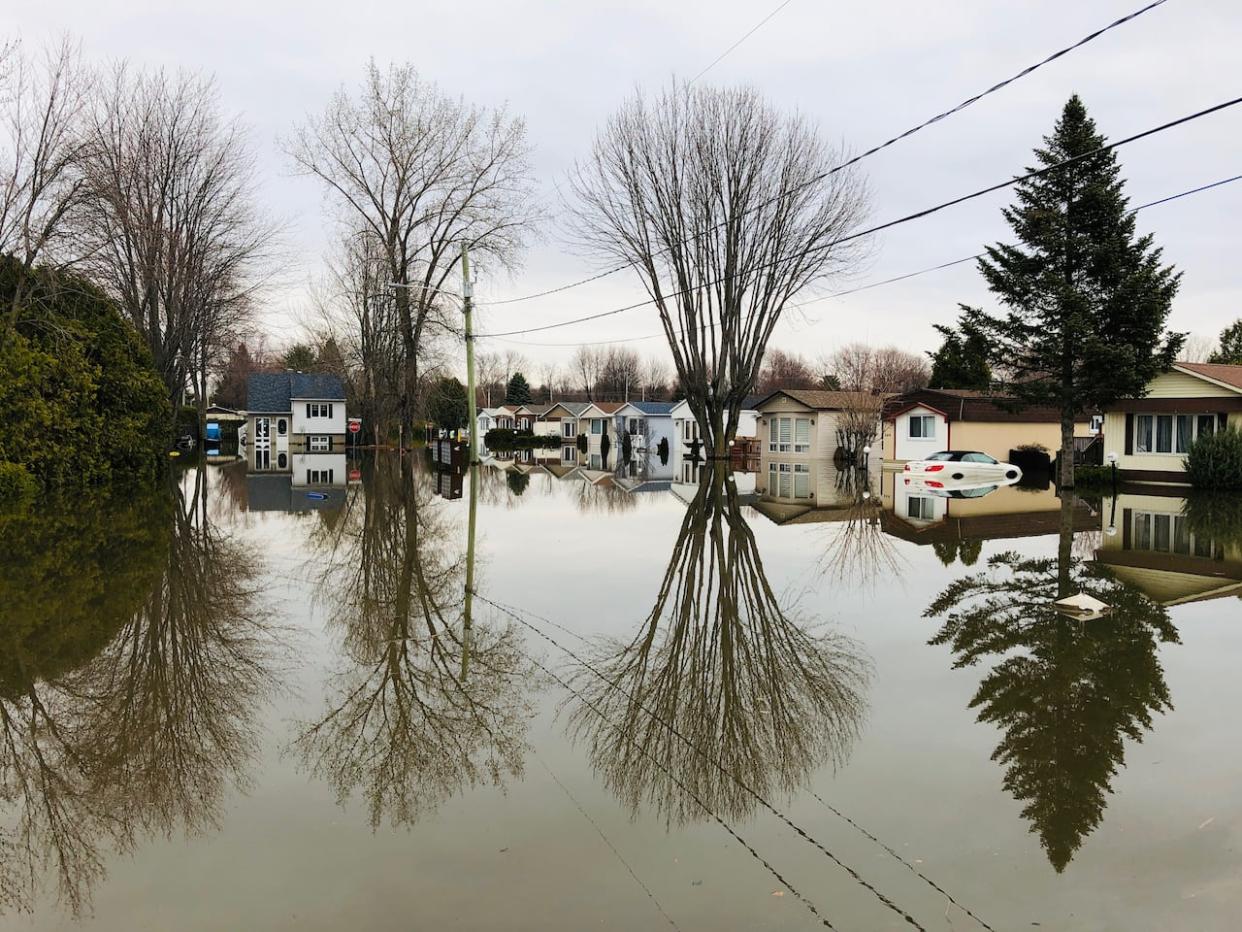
567, 464, 869, 826
924, 494, 1178, 871
0, 470, 277, 913
295, 456, 534, 829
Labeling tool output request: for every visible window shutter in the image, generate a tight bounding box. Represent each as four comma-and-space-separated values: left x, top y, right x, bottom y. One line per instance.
1124, 414, 1134, 455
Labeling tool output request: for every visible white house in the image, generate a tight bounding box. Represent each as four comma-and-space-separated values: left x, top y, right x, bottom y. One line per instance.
615, 401, 677, 455
670, 396, 760, 460
533, 401, 590, 441
246, 372, 347, 473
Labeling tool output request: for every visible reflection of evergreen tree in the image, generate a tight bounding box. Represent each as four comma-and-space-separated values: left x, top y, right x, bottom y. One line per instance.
925, 499, 1178, 871
568, 465, 868, 825
297, 456, 532, 829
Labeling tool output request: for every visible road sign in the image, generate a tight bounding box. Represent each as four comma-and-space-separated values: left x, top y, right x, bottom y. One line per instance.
348, 418, 361, 434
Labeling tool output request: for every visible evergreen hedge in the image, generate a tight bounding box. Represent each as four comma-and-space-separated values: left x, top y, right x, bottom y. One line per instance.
1185, 428, 1242, 490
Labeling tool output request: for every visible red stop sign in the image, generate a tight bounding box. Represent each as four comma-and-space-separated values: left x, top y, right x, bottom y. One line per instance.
348, 419, 361, 434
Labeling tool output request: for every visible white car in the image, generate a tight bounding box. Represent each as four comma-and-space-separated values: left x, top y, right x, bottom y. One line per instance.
903, 450, 1022, 483
903, 474, 1021, 499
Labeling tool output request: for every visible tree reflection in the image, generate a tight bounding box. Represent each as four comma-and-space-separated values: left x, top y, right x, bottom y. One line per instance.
296, 456, 532, 829
817, 469, 904, 586
567, 465, 868, 826
924, 495, 1178, 871
0, 469, 276, 913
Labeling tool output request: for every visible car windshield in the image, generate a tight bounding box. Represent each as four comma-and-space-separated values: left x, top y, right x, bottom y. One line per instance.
925, 452, 955, 461
961, 453, 999, 464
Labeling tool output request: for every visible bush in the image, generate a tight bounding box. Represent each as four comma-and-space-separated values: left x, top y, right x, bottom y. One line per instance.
577, 433, 588, 453
175, 405, 200, 439
0, 462, 37, 508
1181, 493, 1242, 551
484, 428, 561, 450
1185, 428, 1242, 490
1073, 465, 1116, 487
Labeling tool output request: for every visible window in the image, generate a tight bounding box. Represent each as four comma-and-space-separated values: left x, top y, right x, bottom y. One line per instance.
1136, 412, 1218, 455
277, 453, 287, 469
305, 402, 334, 419
562, 420, 576, 438
309, 435, 330, 452
768, 463, 812, 499
591, 419, 603, 435
254, 449, 269, 469
907, 496, 936, 520
307, 469, 334, 484
520, 417, 530, 430
768, 416, 809, 452
277, 419, 287, 436
909, 415, 936, 439
1133, 510, 1224, 560
562, 445, 577, 464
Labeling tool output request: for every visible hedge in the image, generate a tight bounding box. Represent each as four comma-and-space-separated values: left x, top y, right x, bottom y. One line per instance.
1185, 428, 1242, 491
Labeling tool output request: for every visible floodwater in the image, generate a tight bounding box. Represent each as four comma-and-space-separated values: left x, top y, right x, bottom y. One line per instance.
1, 450, 1240, 931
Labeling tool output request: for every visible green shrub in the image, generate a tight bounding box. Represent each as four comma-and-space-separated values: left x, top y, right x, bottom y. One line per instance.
0, 462, 37, 508
576, 433, 588, 453
1185, 428, 1242, 490
1073, 465, 1116, 487
1181, 493, 1242, 550
484, 428, 561, 450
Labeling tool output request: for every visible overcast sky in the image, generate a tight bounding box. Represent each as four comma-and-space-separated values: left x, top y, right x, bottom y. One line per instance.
4, 0, 1238, 369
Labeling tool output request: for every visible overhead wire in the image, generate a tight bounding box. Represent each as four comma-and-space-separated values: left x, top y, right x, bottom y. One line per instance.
474, 96, 1242, 340
478, 0, 1171, 308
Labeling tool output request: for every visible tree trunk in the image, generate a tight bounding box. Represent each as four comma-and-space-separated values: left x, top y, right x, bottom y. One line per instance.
1057, 490, 1075, 600
1059, 416, 1076, 488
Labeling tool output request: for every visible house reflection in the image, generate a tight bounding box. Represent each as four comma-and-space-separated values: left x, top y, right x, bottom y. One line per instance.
1095, 490, 1242, 605
246, 451, 351, 512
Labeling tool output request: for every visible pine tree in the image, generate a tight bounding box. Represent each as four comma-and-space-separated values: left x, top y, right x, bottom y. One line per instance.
966, 96, 1182, 486
928, 311, 992, 391
505, 371, 531, 406
1208, 319, 1242, 364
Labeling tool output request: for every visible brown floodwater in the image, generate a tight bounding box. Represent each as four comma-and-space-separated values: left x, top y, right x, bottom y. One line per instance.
0, 452, 1239, 931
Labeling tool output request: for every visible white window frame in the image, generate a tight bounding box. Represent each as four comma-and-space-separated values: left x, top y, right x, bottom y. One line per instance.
562, 420, 576, 438
562, 445, 577, 464
305, 402, 335, 419
307, 468, 334, 484
907, 496, 935, 520
1135, 412, 1216, 455
591, 419, 603, 435
908, 414, 936, 440
309, 435, 330, 452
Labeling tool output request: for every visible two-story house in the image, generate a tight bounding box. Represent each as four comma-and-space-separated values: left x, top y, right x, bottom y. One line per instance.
246, 372, 347, 472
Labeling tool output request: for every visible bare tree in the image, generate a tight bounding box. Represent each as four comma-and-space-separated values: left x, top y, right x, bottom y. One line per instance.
597, 345, 642, 401
474, 350, 504, 407
641, 355, 669, 401
570, 82, 868, 457
286, 62, 539, 439
538, 359, 560, 403
1180, 332, 1217, 364
824, 343, 929, 394
570, 344, 603, 399
80, 66, 271, 422
0, 37, 92, 323
756, 346, 818, 394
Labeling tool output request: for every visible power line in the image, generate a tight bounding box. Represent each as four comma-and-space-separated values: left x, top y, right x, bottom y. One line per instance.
689, 0, 798, 84
475, 97, 1242, 341
479, 0, 1171, 308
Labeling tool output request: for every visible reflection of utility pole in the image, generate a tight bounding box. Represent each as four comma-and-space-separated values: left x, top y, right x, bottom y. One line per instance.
461, 460, 477, 681
461, 242, 479, 681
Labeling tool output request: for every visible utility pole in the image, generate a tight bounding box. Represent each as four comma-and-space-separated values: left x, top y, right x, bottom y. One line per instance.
462, 243, 479, 467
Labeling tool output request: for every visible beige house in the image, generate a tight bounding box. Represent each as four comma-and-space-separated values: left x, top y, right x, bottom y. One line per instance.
882, 388, 1092, 464
754, 389, 883, 460
1101, 363, 1242, 484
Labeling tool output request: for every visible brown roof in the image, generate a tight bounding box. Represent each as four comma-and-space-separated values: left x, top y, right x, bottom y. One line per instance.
591, 401, 626, 414
756, 389, 884, 411
1176, 362, 1242, 391
883, 388, 1062, 424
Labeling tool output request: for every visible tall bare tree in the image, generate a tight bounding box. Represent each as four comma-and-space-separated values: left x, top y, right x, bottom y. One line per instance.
80, 66, 271, 421
570, 344, 603, 399
286, 62, 539, 438
0, 37, 92, 324
824, 343, 930, 394
571, 82, 868, 456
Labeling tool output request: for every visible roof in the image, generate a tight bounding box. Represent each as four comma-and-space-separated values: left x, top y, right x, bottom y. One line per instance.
589, 401, 625, 415
883, 388, 1061, 424
755, 389, 881, 411
546, 401, 590, 417
522, 403, 554, 416
1174, 362, 1242, 392
628, 401, 676, 416
246, 372, 345, 412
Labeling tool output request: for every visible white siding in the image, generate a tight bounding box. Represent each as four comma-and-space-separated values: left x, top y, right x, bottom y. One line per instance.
893, 406, 946, 461
291, 399, 346, 435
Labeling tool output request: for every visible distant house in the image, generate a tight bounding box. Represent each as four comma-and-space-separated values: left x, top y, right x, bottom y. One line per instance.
246, 372, 347, 472
882, 388, 1091, 465
204, 404, 245, 443
755, 389, 883, 458
1100, 362, 1242, 484
534, 401, 590, 441
616, 401, 676, 452
670, 395, 761, 460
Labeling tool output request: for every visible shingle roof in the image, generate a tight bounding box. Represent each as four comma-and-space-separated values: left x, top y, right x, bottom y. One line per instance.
629, 401, 676, 415
592, 401, 625, 414
523, 403, 554, 416
756, 389, 881, 411
883, 388, 1061, 423
1176, 362, 1242, 391
246, 372, 345, 412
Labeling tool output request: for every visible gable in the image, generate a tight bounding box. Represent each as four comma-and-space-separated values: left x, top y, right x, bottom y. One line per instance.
1149, 367, 1242, 399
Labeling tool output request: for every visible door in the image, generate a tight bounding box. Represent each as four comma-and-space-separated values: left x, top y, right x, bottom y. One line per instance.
254, 417, 270, 448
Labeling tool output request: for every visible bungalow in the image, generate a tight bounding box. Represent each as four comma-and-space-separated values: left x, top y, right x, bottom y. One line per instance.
1100, 362, 1242, 484
577, 402, 625, 468
616, 401, 677, 455
755, 389, 884, 460
882, 388, 1091, 465
670, 395, 761, 460
246, 372, 347, 472
532, 401, 591, 441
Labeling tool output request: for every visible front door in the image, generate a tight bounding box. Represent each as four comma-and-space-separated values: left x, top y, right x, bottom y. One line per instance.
254, 417, 270, 448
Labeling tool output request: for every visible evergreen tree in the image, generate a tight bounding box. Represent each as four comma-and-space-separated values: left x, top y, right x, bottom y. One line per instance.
819, 373, 842, 391
505, 371, 531, 406
1208, 319, 1242, 364
929, 311, 992, 391
282, 343, 317, 371
965, 96, 1182, 486
427, 377, 469, 431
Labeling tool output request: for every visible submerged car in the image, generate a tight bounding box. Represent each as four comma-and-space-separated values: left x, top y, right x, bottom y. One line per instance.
903, 450, 1022, 482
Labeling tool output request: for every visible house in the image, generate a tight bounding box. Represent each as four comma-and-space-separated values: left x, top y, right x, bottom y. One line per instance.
1095, 490, 1242, 605
533, 401, 591, 441
578, 402, 626, 468
753, 457, 877, 525
616, 401, 677, 455
1100, 362, 1242, 484
670, 395, 761, 460
755, 389, 884, 461
246, 372, 347, 472
516, 404, 551, 432
245, 451, 348, 511
882, 388, 1091, 465
204, 404, 245, 444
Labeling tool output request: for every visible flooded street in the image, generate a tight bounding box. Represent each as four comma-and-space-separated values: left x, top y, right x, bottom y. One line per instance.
2, 452, 1240, 931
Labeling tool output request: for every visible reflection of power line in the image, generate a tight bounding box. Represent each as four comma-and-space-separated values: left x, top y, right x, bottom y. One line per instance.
483, 170, 1242, 349
535, 753, 682, 931
480, 592, 932, 932
481, 0, 1171, 309
527, 652, 837, 930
